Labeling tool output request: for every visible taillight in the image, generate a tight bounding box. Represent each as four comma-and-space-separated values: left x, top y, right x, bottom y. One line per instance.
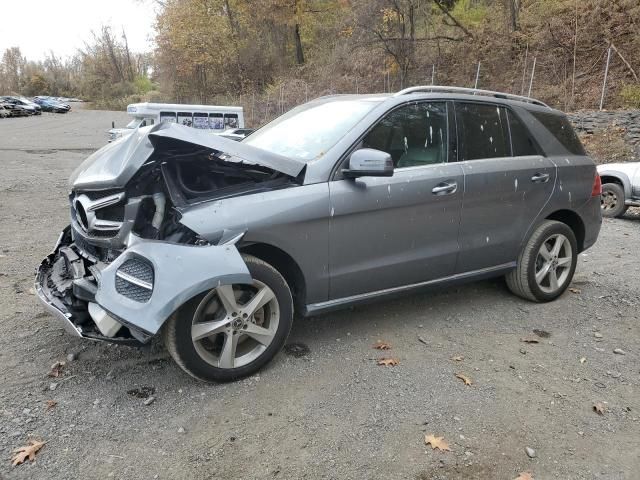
591, 173, 602, 197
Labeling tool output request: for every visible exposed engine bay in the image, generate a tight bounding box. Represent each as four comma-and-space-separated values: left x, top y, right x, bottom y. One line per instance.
35, 123, 303, 343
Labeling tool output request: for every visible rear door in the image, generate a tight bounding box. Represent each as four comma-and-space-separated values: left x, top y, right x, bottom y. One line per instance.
455, 102, 556, 272
328, 101, 464, 299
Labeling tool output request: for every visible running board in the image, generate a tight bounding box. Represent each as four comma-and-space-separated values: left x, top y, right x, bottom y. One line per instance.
305, 262, 516, 316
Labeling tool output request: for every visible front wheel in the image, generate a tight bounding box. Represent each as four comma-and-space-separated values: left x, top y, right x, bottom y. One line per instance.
162, 255, 294, 382
506, 220, 578, 302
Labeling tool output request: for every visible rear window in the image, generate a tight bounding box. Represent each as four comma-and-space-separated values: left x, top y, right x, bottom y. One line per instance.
530, 111, 585, 155
456, 103, 509, 161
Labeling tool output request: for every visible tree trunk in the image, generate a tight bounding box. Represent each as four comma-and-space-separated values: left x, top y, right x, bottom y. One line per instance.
294, 24, 305, 65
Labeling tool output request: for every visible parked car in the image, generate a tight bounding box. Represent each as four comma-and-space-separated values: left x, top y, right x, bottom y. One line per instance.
33, 97, 70, 113
0, 96, 41, 115
597, 162, 640, 217
0, 101, 30, 117
35, 86, 602, 382
0, 104, 10, 118
217, 128, 255, 141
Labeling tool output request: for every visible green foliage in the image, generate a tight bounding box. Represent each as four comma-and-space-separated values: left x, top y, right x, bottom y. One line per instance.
134, 75, 155, 94
451, 0, 488, 26
620, 84, 640, 108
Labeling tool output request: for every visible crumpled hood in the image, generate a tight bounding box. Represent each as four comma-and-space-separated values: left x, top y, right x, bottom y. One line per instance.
70, 122, 305, 191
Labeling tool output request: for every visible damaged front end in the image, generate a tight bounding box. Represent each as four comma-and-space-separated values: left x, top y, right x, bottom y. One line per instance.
35, 123, 304, 344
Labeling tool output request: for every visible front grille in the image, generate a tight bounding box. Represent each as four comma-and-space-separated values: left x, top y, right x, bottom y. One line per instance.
115, 258, 154, 302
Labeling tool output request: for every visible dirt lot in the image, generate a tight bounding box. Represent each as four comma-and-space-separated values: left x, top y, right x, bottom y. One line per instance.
0, 110, 639, 480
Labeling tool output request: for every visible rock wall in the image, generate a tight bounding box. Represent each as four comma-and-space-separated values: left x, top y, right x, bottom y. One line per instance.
569, 110, 640, 161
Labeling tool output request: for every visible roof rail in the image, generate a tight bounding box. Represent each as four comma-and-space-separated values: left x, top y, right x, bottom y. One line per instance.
393, 85, 550, 108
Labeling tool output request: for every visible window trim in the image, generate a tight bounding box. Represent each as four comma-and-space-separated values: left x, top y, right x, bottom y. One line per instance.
330, 100, 452, 181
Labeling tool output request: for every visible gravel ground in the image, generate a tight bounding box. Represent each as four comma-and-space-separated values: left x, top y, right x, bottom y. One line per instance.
0, 110, 639, 480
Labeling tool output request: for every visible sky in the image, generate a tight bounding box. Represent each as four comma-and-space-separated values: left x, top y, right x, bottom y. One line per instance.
0, 0, 157, 61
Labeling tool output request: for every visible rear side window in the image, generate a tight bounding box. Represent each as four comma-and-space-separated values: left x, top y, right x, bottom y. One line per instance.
456, 103, 509, 160
507, 110, 539, 156
530, 111, 585, 155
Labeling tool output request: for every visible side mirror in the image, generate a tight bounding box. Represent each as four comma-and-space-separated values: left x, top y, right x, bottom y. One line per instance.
342, 148, 394, 178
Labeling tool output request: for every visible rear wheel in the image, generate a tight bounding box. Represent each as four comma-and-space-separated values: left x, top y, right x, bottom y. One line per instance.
601, 183, 627, 218
506, 220, 578, 302
162, 255, 294, 382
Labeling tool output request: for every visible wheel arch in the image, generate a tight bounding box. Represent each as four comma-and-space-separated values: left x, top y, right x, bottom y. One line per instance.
545, 210, 585, 252
238, 242, 307, 312
598, 170, 631, 197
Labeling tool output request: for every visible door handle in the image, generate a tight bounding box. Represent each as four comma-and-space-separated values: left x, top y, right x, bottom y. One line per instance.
531, 173, 550, 183
432, 181, 457, 195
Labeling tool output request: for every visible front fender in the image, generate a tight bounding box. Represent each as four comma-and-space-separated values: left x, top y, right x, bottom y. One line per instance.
598, 169, 632, 198
95, 239, 251, 335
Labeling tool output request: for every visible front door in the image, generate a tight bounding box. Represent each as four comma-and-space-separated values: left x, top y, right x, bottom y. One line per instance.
328, 101, 464, 299
454, 102, 556, 272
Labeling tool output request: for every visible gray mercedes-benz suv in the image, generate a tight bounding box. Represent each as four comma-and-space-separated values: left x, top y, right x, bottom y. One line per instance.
36, 86, 602, 381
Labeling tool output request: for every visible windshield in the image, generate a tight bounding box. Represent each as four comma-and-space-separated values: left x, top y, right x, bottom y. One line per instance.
244, 98, 381, 161
126, 118, 144, 129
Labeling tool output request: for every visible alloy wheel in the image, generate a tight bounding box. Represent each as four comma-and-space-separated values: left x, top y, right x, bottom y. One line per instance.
191, 281, 280, 369
534, 233, 573, 294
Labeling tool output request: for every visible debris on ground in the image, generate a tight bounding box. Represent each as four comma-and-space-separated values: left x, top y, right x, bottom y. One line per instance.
455, 373, 473, 386
143, 396, 156, 406
613, 348, 626, 355
127, 386, 155, 399
11, 440, 45, 466
525, 446, 537, 458
372, 341, 392, 350
593, 402, 606, 415
520, 335, 540, 344
424, 434, 450, 451
283, 343, 310, 357
377, 357, 399, 366
451, 355, 464, 362
514, 472, 534, 480
532, 329, 551, 338
44, 400, 57, 412
47, 361, 66, 378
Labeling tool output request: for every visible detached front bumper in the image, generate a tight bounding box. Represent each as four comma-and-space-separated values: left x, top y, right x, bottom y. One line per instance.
35, 226, 252, 343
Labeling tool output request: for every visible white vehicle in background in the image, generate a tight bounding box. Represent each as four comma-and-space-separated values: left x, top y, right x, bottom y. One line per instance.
108, 103, 244, 142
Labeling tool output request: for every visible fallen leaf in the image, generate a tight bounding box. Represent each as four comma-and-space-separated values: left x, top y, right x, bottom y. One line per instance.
11, 440, 45, 466
593, 402, 606, 415
455, 373, 472, 386
47, 361, 66, 378
424, 434, 450, 451
44, 400, 57, 412
377, 357, 399, 367
514, 473, 534, 480
580, 357, 586, 364
450, 355, 464, 362
520, 335, 540, 344
373, 341, 392, 350
569, 287, 581, 294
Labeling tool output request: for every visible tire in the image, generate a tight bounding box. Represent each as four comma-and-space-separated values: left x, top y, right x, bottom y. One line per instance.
162, 254, 294, 382
601, 183, 628, 218
506, 220, 578, 302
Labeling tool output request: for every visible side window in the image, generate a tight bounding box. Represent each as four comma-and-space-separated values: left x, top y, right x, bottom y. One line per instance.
362, 102, 448, 168
160, 111, 177, 123
507, 110, 539, 156
224, 113, 239, 128
530, 111, 585, 155
456, 103, 509, 160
